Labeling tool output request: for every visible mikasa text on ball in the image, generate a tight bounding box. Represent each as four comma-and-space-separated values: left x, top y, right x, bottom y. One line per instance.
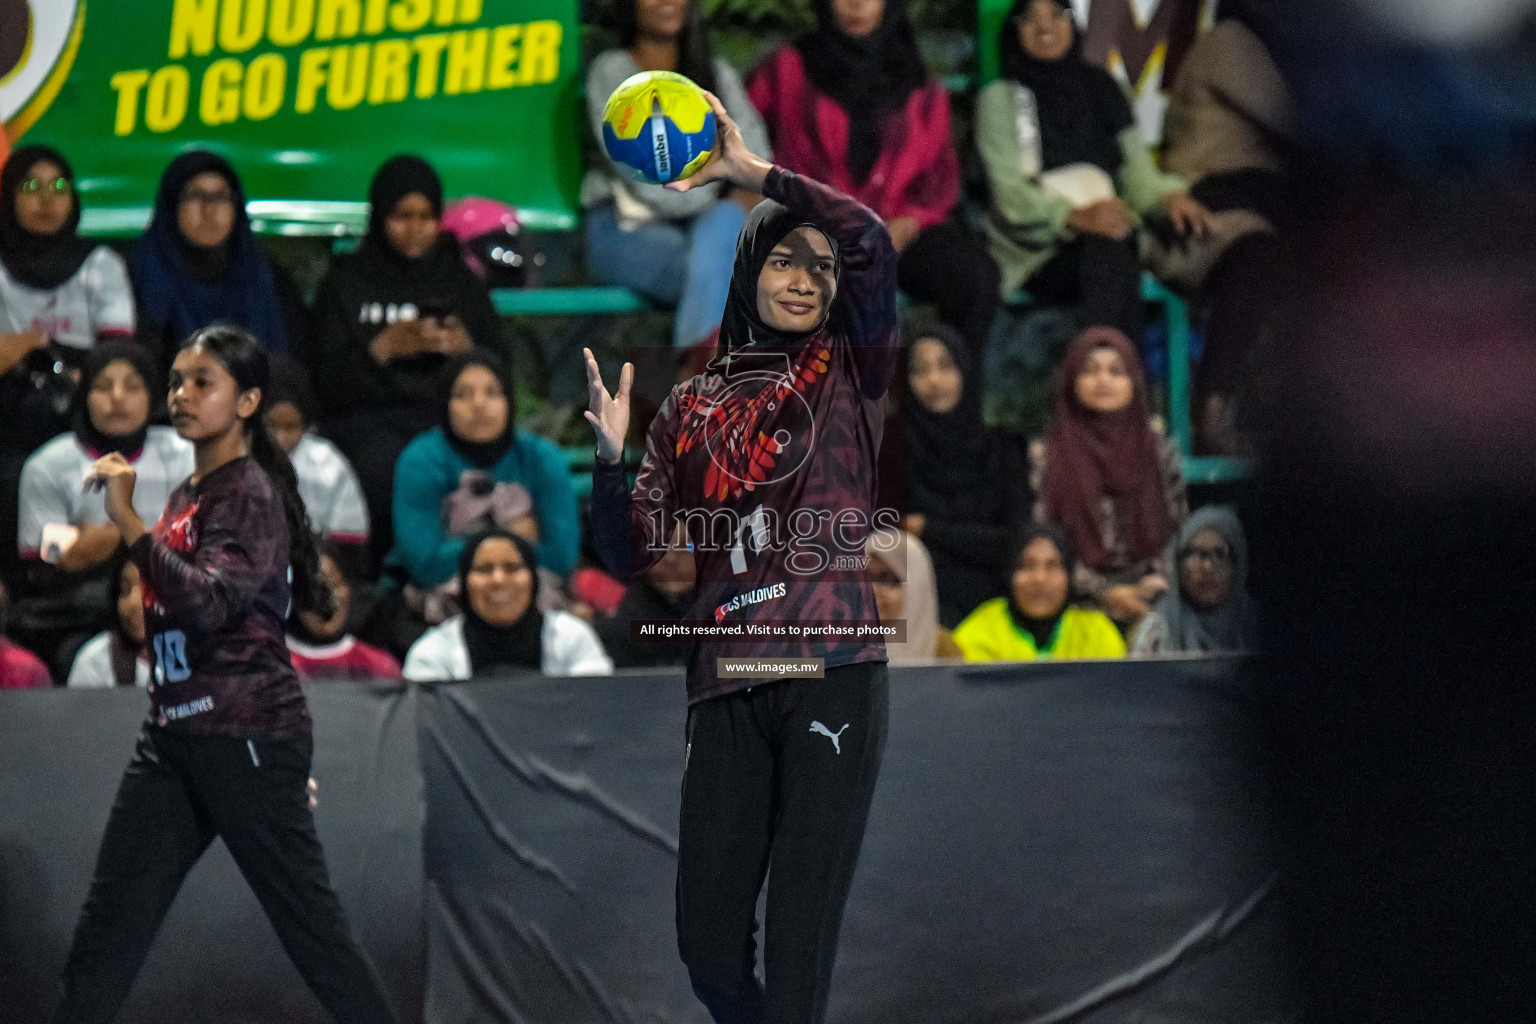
601, 70, 717, 185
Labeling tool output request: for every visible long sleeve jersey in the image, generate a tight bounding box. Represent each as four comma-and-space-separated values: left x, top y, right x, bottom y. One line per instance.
592, 168, 900, 704
130, 456, 310, 738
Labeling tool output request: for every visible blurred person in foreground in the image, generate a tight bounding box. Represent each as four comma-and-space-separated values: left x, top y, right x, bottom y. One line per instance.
1248, 2, 1536, 1020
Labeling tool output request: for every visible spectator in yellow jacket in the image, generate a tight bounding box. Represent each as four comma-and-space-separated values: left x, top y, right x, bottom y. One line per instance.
954, 522, 1125, 661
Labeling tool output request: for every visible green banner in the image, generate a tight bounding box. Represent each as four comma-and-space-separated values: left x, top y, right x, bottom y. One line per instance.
2, 0, 583, 235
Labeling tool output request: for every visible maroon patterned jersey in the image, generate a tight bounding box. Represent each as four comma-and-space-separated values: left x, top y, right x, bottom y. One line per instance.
130, 456, 310, 738
593, 167, 900, 704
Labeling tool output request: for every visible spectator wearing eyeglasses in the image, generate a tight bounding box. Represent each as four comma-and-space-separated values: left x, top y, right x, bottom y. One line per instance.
1132, 505, 1257, 655
0, 145, 138, 601
0, 144, 134, 375
129, 151, 307, 366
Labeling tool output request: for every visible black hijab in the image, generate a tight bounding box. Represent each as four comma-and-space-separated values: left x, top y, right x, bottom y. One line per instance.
353, 154, 490, 316
439, 348, 517, 468
364, 154, 444, 259
266, 356, 320, 428
797, 0, 928, 185
0, 145, 97, 291
998, 0, 1135, 173
73, 341, 157, 457
129, 151, 289, 356
459, 529, 543, 675
905, 323, 992, 508
107, 554, 147, 686
712, 198, 840, 372
1007, 521, 1075, 651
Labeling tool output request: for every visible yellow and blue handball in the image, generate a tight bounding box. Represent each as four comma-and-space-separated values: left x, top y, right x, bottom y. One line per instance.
602, 71, 717, 185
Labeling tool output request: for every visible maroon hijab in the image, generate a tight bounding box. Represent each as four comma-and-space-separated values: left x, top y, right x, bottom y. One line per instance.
1041, 327, 1170, 570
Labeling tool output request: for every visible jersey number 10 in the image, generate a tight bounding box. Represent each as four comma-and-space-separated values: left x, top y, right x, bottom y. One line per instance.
152, 630, 191, 684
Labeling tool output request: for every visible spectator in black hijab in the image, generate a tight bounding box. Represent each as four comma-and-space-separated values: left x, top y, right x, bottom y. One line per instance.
129, 150, 305, 366
897, 322, 1032, 627
0, 144, 134, 369
402, 528, 611, 679
14, 341, 192, 671
307, 154, 502, 571
0, 144, 138, 596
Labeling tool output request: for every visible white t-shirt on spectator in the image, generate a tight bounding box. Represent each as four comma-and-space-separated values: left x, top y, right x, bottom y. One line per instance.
17, 427, 194, 557
67, 631, 151, 688
0, 246, 136, 351
290, 433, 369, 544
402, 612, 614, 681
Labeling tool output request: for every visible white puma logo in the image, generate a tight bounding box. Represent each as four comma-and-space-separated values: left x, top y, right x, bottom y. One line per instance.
809, 721, 850, 754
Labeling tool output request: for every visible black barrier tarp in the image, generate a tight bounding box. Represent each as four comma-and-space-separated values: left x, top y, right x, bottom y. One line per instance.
420, 659, 1294, 1024
420, 676, 696, 1024
0, 682, 424, 1024
1, 661, 1292, 1024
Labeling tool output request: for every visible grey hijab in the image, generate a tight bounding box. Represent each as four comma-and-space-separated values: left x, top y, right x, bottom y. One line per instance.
1152, 506, 1258, 653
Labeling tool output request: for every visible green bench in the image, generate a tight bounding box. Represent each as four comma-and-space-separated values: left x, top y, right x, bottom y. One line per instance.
1137, 276, 1254, 485
491, 285, 651, 317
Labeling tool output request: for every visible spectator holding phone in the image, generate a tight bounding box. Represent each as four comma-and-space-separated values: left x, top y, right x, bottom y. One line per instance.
307, 155, 502, 570
377, 350, 577, 652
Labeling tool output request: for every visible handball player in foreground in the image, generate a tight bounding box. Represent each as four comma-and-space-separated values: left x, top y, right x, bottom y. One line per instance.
586, 89, 898, 1024
50, 326, 397, 1024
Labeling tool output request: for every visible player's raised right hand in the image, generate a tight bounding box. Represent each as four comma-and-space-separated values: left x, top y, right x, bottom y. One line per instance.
583, 347, 632, 465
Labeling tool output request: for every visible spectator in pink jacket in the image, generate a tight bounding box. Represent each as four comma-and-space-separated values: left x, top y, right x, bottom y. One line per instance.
748, 0, 1000, 349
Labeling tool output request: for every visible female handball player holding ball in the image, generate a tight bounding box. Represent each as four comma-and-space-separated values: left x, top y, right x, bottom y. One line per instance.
586, 88, 898, 1024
